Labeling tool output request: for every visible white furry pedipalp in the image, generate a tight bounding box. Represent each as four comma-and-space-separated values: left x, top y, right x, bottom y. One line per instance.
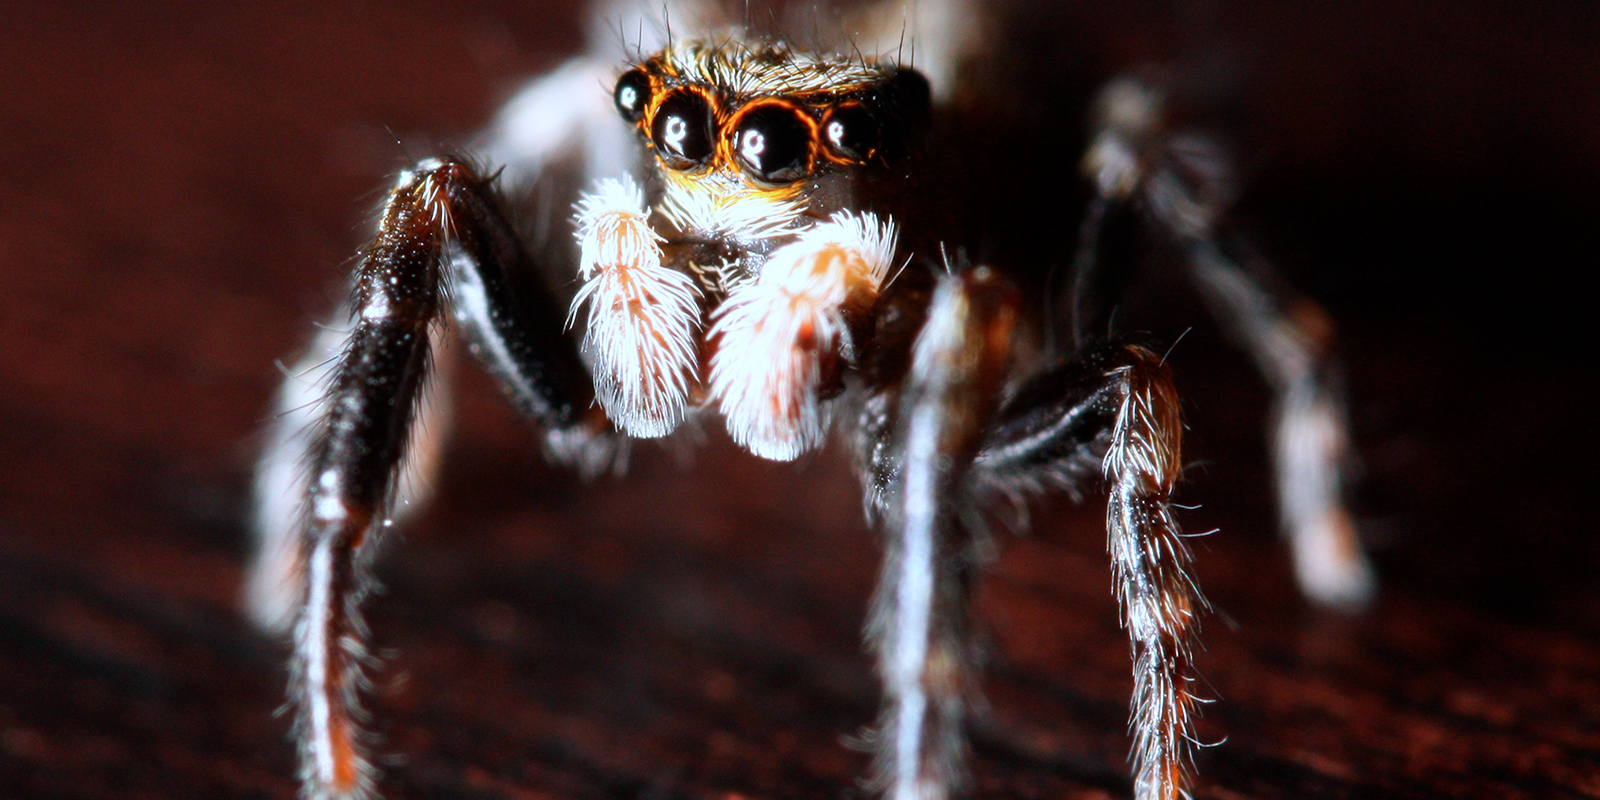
709, 212, 898, 460
571, 177, 702, 437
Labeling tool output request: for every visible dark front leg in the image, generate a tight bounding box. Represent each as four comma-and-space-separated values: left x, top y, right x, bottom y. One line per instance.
271, 159, 601, 800
292, 162, 447, 800
436, 161, 598, 434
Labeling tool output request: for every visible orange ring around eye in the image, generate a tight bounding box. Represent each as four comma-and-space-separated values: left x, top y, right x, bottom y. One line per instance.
722, 99, 819, 185
819, 101, 880, 165
647, 85, 720, 173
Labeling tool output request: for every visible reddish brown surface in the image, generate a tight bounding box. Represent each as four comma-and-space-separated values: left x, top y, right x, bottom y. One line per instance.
3, 2, 1599, 799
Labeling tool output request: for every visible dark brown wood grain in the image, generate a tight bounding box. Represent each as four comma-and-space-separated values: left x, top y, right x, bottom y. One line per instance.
2, 1, 1597, 799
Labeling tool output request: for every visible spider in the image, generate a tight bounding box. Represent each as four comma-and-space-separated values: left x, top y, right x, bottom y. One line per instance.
245, 1, 1375, 798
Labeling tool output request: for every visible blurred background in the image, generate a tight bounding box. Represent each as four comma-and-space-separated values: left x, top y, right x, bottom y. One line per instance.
1, 1, 1597, 798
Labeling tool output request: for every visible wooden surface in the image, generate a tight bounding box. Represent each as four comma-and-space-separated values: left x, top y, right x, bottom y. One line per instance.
3, 1, 1599, 798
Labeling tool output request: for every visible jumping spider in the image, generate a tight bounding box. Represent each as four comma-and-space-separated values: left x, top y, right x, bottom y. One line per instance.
246, 1, 1375, 798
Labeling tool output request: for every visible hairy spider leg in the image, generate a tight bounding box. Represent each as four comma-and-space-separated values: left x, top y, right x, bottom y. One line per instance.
257, 159, 606, 800
1186, 240, 1373, 606
864, 265, 1203, 800
974, 341, 1205, 800
868, 267, 1019, 800
248, 324, 454, 634
254, 0, 670, 622
1073, 76, 1374, 608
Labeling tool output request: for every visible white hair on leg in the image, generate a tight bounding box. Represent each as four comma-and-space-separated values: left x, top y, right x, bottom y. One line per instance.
1188, 243, 1374, 608
1102, 347, 1202, 800
571, 176, 702, 438
709, 211, 897, 460
247, 321, 452, 636
246, 325, 342, 634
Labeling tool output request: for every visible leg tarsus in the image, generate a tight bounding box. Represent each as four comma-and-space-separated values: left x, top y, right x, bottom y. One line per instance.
1274, 373, 1375, 608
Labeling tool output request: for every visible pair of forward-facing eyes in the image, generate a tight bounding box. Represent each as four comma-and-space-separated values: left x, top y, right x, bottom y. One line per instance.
613, 68, 884, 186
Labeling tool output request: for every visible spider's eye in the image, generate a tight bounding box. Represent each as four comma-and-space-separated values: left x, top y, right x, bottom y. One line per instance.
651, 90, 715, 170
821, 104, 879, 162
733, 104, 812, 184
613, 69, 652, 123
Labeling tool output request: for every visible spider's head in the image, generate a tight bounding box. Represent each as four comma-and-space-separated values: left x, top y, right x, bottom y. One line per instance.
613, 39, 929, 211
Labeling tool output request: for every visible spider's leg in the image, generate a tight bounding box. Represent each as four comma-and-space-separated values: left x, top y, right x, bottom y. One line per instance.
253, 159, 600, 800
247, 324, 454, 633
1062, 78, 1165, 349
1079, 75, 1373, 608
869, 267, 1019, 800
250, 324, 344, 634
974, 341, 1204, 800
1186, 241, 1374, 608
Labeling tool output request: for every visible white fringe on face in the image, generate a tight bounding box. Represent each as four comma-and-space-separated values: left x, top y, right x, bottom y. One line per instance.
658, 175, 807, 247
571, 176, 702, 438
709, 212, 898, 460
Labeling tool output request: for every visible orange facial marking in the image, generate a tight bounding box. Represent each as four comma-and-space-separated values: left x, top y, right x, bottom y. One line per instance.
629, 64, 887, 183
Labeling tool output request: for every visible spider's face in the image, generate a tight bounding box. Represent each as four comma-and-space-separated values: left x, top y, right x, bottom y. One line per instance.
613, 39, 930, 213
571, 38, 929, 458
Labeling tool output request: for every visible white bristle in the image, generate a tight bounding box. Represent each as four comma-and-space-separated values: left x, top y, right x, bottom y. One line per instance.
710, 211, 898, 460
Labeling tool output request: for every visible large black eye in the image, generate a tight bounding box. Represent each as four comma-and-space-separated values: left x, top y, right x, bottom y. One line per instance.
613, 69, 651, 123
651, 90, 714, 170
733, 104, 812, 184
821, 104, 879, 161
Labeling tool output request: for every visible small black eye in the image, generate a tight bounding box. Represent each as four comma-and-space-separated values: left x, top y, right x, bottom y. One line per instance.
821, 104, 879, 161
733, 104, 812, 184
651, 90, 714, 170
613, 69, 652, 123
